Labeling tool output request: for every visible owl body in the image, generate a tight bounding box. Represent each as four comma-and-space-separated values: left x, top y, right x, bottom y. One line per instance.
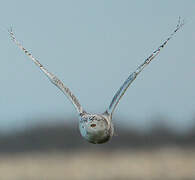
79, 113, 114, 144
9, 19, 183, 144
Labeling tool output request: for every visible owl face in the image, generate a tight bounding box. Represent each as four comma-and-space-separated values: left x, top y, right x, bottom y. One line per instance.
79, 113, 113, 144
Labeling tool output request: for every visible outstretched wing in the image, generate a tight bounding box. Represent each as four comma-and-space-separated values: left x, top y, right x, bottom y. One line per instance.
9, 29, 84, 114
106, 18, 184, 116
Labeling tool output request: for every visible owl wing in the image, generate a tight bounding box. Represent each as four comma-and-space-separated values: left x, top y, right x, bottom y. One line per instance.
9, 29, 84, 114
106, 18, 184, 117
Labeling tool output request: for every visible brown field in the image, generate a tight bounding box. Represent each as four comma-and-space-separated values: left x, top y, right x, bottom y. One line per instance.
0, 147, 195, 180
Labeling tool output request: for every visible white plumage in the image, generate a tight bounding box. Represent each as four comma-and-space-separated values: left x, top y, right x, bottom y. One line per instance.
9, 18, 184, 144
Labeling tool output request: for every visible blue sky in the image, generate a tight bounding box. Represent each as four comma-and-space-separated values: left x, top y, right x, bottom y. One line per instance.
0, 0, 194, 131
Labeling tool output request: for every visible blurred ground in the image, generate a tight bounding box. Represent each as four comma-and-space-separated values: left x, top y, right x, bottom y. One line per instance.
0, 118, 195, 180
1, 118, 195, 153
0, 147, 195, 180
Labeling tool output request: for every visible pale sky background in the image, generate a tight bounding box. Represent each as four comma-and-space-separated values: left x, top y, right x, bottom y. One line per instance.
0, 0, 194, 132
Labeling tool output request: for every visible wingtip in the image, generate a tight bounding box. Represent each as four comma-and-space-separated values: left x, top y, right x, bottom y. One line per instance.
7, 26, 15, 40
7, 26, 13, 34
176, 16, 185, 30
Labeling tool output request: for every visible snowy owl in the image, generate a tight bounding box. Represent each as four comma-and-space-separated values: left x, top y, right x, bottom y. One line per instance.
9, 19, 184, 144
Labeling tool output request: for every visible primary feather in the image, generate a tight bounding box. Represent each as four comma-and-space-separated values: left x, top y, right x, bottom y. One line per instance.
9, 18, 184, 144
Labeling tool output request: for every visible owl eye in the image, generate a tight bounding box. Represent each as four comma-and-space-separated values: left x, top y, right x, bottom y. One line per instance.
90, 124, 96, 127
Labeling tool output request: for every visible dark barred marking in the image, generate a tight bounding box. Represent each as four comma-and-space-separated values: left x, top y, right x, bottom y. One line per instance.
8, 28, 84, 114
90, 124, 96, 127
107, 17, 184, 116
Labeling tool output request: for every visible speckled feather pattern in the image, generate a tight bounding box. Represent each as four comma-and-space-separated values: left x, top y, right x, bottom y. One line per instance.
9, 29, 83, 114
8, 18, 184, 144
107, 18, 184, 116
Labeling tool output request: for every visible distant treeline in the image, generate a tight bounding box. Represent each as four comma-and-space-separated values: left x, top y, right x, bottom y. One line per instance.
0, 117, 195, 153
